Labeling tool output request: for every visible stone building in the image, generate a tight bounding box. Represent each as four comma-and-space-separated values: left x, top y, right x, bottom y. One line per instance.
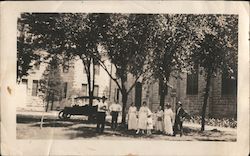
110, 67, 237, 118
16, 56, 112, 111
17, 54, 237, 118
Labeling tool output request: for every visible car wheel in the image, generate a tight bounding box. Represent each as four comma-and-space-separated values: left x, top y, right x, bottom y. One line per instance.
63, 113, 71, 119
58, 110, 64, 119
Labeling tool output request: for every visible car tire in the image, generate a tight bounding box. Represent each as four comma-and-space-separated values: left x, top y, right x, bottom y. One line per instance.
58, 110, 64, 119
63, 112, 71, 119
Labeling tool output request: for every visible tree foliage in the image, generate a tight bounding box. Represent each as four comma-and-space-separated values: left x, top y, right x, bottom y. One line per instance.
17, 14, 41, 81
17, 13, 104, 108
150, 14, 194, 108
39, 56, 63, 111
17, 13, 238, 128
190, 14, 238, 131
191, 15, 238, 76
97, 14, 157, 123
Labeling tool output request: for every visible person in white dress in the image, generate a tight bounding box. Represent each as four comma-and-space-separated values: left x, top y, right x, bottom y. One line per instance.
147, 111, 153, 135
136, 101, 150, 135
163, 103, 174, 135
155, 106, 164, 133
127, 103, 138, 131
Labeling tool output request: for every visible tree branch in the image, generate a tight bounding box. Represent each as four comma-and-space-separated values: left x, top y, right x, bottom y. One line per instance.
98, 60, 122, 91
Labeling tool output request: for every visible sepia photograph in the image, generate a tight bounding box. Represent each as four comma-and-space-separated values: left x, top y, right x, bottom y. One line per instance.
16, 13, 238, 141
1, 1, 249, 156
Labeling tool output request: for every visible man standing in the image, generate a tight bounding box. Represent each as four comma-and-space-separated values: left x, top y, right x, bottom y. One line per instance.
96, 96, 108, 133
173, 101, 188, 137
109, 100, 122, 130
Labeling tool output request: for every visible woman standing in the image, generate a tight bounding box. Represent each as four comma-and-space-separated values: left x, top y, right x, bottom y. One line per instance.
136, 101, 150, 134
163, 104, 174, 135
127, 103, 138, 131
155, 106, 164, 133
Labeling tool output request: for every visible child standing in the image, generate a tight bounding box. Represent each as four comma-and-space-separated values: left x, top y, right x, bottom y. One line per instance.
155, 106, 164, 134
147, 114, 153, 135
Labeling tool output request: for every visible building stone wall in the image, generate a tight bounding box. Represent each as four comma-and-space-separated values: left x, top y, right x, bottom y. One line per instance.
17, 57, 112, 111
109, 69, 237, 119
17, 62, 47, 111
177, 72, 208, 115
210, 74, 237, 118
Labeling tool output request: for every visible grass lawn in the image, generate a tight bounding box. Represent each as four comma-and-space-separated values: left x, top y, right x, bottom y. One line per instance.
16, 114, 236, 141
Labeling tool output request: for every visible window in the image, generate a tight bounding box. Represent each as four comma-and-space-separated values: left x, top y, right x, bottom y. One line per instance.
221, 72, 237, 95
81, 84, 87, 96
93, 85, 99, 97
63, 61, 69, 73
63, 82, 68, 98
21, 79, 28, 90
186, 70, 198, 95
34, 62, 40, 70
94, 64, 100, 75
32, 80, 39, 96
22, 79, 28, 85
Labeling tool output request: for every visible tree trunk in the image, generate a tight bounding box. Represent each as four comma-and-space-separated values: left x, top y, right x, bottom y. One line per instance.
201, 72, 212, 131
45, 93, 50, 112
159, 76, 169, 109
50, 93, 54, 111
160, 86, 166, 109
121, 90, 128, 124
87, 58, 96, 121
87, 67, 92, 105
90, 58, 96, 106
88, 91, 94, 122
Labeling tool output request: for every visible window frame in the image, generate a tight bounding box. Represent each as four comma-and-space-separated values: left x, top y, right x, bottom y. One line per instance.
63, 82, 68, 98
221, 72, 237, 96
63, 61, 69, 73
93, 85, 99, 97
32, 80, 39, 96
81, 83, 88, 96
94, 64, 100, 75
186, 68, 199, 95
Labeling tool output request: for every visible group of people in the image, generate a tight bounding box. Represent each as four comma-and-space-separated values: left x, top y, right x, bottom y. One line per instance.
128, 101, 188, 136
95, 96, 122, 133
95, 96, 188, 137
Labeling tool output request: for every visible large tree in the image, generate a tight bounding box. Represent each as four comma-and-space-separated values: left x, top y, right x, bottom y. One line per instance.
56, 13, 109, 107
190, 15, 238, 131
97, 14, 156, 124
17, 14, 42, 82
39, 56, 63, 112
17, 13, 104, 111
17, 13, 69, 81
60, 13, 112, 120
150, 14, 194, 109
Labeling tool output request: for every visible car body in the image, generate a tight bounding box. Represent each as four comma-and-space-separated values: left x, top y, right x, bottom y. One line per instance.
58, 96, 102, 119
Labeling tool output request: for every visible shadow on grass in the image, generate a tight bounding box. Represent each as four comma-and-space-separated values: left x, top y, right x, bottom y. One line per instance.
66, 123, 170, 139
17, 116, 56, 124
17, 114, 95, 125
183, 127, 236, 142
32, 122, 75, 128
17, 115, 236, 141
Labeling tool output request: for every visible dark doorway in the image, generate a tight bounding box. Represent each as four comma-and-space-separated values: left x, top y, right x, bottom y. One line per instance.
135, 82, 142, 109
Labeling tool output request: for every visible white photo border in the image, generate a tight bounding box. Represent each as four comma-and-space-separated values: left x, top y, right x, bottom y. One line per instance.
1, 1, 249, 156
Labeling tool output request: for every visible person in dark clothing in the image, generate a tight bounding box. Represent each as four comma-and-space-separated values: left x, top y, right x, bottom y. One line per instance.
173, 101, 188, 137
96, 96, 108, 133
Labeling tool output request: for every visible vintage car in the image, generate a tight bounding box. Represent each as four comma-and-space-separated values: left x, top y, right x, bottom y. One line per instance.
58, 96, 101, 119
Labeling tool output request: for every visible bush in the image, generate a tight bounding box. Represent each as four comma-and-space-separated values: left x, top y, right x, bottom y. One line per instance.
186, 115, 237, 128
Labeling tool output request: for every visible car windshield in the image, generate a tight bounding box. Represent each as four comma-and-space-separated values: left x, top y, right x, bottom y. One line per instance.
71, 96, 101, 106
